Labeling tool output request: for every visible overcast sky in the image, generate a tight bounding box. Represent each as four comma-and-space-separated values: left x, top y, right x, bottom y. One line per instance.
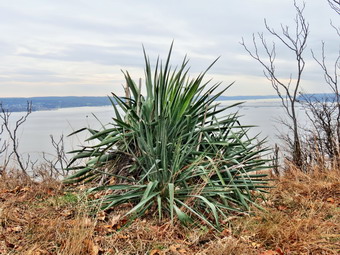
0, 0, 339, 98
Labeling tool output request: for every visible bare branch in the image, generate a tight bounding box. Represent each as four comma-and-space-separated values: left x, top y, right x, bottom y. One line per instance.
240, 0, 309, 168
42, 135, 69, 177
0, 113, 7, 155
0, 102, 32, 175
311, 42, 339, 94
330, 20, 340, 37
328, 0, 340, 15
310, 26, 340, 166
300, 94, 339, 166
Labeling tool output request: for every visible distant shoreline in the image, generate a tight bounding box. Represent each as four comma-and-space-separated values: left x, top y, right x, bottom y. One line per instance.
0, 94, 333, 112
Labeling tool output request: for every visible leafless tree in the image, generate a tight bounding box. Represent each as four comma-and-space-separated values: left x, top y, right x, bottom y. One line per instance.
0, 102, 32, 175
300, 95, 339, 166
312, 45, 339, 137
42, 135, 68, 177
328, 0, 340, 14
0, 102, 70, 178
240, 0, 309, 168
300, 13, 340, 167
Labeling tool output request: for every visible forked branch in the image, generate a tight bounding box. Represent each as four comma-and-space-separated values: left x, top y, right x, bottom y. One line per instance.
240, 0, 309, 168
328, 0, 340, 14
0, 102, 32, 175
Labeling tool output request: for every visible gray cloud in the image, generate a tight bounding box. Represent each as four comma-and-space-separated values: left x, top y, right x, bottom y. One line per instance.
0, 0, 339, 97
18, 43, 144, 67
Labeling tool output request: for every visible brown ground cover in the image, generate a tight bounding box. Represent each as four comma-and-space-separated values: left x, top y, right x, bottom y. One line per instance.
0, 165, 339, 255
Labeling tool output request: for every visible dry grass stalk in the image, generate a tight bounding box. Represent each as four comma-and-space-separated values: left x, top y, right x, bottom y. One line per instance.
0, 164, 339, 254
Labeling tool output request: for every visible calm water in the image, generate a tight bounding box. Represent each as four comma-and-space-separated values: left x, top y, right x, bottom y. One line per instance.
1, 99, 309, 166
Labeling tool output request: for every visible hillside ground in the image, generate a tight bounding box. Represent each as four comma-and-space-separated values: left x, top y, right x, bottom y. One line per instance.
0, 164, 339, 255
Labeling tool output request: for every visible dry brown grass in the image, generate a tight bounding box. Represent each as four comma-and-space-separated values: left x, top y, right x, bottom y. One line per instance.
0, 164, 339, 255
231, 164, 340, 254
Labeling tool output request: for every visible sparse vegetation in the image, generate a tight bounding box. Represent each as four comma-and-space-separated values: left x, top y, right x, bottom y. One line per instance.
0, 162, 338, 254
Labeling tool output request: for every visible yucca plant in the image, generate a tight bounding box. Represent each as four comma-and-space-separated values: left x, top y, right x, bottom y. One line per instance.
66, 44, 269, 230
